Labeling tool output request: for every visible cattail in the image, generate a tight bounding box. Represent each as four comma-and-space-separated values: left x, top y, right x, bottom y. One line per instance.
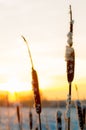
65, 46, 75, 83
21, 35, 41, 114
32, 68, 41, 114
82, 105, 86, 129
22, 36, 41, 130
56, 111, 62, 130
75, 100, 83, 130
65, 5, 75, 130
29, 109, 33, 130
65, 5, 75, 83
35, 127, 38, 130
16, 105, 23, 130
16, 105, 20, 123
21, 36, 42, 130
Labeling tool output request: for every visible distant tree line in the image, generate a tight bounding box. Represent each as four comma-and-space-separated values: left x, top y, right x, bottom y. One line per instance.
0, 90, 86, 107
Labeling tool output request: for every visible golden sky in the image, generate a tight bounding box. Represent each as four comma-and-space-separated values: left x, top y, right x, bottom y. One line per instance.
0, 0, 86, 101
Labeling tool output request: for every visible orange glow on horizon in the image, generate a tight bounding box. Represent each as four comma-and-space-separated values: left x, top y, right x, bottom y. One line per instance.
0, 58, 86, 102
0, 0, 86, 103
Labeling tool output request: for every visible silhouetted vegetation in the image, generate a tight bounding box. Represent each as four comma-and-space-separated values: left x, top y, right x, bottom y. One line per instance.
0, 90, 86, 108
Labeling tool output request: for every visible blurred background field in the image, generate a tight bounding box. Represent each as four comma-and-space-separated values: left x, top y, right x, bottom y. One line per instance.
0, 106, 79, 130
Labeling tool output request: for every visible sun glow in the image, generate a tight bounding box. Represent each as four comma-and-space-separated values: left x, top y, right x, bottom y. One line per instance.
0, 77, 32, 93
0, 77, 33, 102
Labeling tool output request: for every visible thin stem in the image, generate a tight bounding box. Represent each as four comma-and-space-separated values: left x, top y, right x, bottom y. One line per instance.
38, 113, 42, 130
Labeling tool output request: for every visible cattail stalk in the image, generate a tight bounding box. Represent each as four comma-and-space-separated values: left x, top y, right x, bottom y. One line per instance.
65, 5, 75, 130
21, 36, 42, 130
75, 100, 84, 130
56, 111, 62, 130
82, 105, 86, 130
29, 109, 33, 130
6, 95, 10, 130
16, 105, 22, 130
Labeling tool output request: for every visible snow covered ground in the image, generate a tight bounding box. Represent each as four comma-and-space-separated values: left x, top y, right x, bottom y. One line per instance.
0, 107, 79, 130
